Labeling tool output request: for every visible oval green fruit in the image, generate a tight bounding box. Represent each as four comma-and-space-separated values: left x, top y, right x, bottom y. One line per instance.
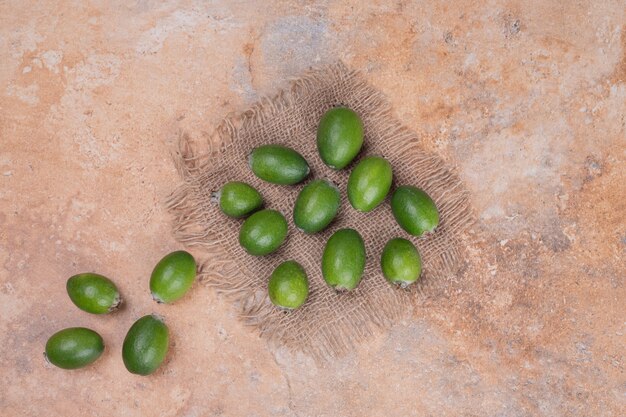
249, 145, 310, 185
66, 273, 121, 314
45, 327, 104, 370
239, 209, 288, 256
122, 315, 169, 376
391, 186, 440, 236
150, 250, 196, 304
216, 181, 263, 218
381, 238, 422, 287
268, 260, 309, 310
317, 107, 364, 169
293, 179, 340, 234
347, 156, 393, 212
321, 228, 366, 291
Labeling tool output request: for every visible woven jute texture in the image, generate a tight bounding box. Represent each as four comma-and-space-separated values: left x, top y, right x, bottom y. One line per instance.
166, 62, 472, 360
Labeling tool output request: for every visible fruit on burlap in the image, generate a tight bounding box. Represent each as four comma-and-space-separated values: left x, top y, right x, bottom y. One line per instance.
347, 156, 393, 212
66, 273, 121, 314
380, 238, 422, 287
293, 179, 341, 234
321, 228, 366, 291
216, 181, 263, 218
239, 209, 288, 256
122, 315, 169, 376
268, 260, 309, 309
248, 145, 310, 185
391, 186, 439, 236
150, 251, 197, 304
317, 107, 364, 169
45, 327, 104, 369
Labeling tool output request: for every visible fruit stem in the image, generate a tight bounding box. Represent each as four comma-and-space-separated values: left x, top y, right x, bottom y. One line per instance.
108, 294, 123, 312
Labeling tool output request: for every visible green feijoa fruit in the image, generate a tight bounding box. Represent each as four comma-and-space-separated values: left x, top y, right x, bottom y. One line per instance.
248, 145, 310, 185
293, 179, 340, 234
317, 107, 364, 169
122, 315, 169, 376
150, 250, 197, 304
381, 238, 422, 287
215, 181, 263, 218
322, 228, 366, 291
239, 209, 288, 256
391, 186, 440, 236
66, 273, 121, 314
45, 327, 104, 370
347, 156, 393, 212
268, 260, 309, 310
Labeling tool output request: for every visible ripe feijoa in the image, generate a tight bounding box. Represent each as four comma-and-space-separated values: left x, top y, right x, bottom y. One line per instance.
317, 107, 364, 169
150, 250, 196, 304
268, 260, 309, 310
391, 186, 439, 236
249, 145, 310, 185
293, 179, 340, 234
216, 181, 263, 218
347, 156, 393, 212
321, 228, 366, 291
45, 327, 104, 370
239, 209, 288, 256
381, 238, 422, 287
122, 315, 169, 376
66, 273, 121, 314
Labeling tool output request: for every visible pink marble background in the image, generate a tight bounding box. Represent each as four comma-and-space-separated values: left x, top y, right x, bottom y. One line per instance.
1, 1, 624, 416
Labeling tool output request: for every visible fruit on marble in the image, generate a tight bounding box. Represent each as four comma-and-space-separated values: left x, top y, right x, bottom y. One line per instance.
45, 327, 104, 370
380, 238, 422, 287
248, 145, 310, 185
293, 179, 341, 234
122, 315, 169, 376
391, 186, 439, 236
321, 228, 366, 291
66, 273, 121, 314
317, 107, 364, 169
215, 181, 263, 218
347, 156, 393, 212
239, 209, 288, 256
150, 251, 197, 304
268, 260, 309, 309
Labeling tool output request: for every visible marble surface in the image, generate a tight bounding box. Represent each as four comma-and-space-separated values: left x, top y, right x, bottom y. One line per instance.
1, 1, 624, 416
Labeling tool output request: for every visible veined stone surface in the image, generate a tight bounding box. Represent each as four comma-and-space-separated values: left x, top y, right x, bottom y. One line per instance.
1, 1, 624, 416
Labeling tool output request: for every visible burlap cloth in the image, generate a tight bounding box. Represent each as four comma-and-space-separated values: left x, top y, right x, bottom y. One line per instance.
166, 62, 472, 360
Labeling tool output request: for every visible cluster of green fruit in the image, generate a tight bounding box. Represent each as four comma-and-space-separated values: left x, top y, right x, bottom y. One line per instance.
216, 107, 439, 310
44, 251, 197, 375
